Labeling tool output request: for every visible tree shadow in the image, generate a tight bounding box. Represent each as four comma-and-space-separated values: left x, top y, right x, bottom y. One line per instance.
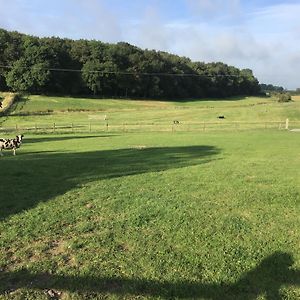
24, 134, 116, 144
0, 252, 299, 299
0, 145, 220, 220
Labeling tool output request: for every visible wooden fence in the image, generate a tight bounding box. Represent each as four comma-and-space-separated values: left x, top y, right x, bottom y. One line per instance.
1, 120, 299, 134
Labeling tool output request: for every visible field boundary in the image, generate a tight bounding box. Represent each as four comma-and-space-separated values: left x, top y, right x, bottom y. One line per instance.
1, 120, 299, 133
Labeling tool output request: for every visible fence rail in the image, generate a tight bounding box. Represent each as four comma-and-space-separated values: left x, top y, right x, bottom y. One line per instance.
1, 120, 300, 134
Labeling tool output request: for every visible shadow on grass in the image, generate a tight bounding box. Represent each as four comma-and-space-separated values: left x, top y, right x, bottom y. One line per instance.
24, 134, 116, 144
0, 144, 219, 220
1, 252, 299, 299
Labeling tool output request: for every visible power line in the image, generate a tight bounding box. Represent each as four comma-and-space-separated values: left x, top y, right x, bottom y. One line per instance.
0, 64, 247, 78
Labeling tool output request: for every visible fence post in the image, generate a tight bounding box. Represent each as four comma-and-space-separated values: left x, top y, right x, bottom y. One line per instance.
285, 118, 289, 130
106, 122, 108, 131
35, 123, 37, 133
15, 124, 18, 132
89, 122, 91, 132
53, 123, 55, 133
72, 123, 74, 133
203, 122, 206, 131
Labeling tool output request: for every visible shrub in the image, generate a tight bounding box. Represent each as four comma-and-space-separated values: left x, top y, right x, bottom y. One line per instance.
277, 93, 292, 103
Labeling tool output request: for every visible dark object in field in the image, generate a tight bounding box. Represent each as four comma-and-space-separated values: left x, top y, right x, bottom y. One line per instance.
173, 120, 180, 124
218, 115, 225, 119
0, 102, 2, 108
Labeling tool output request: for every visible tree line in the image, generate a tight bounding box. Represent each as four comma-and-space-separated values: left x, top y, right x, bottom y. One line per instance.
259, 83, 284, 93
0, 28, 261, 99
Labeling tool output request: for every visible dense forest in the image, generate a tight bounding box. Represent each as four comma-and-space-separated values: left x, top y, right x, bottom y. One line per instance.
0, 28, 261, 99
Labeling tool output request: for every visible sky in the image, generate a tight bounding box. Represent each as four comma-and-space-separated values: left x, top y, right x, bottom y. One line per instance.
0, 0, 300, 89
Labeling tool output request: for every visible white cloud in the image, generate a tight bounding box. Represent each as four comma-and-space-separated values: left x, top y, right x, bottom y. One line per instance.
185, 0, 241, 19
137, 1, 300, 89
66, 0, 122, 41
128, 6, 173, 51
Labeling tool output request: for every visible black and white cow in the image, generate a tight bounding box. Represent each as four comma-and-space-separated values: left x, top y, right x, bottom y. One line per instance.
0, 135, 24, 156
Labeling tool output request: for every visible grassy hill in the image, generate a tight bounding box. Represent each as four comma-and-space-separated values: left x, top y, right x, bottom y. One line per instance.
1, 95, 300, 131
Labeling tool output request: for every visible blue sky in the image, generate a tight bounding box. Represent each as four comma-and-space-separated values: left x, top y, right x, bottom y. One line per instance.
1, 0, 300, 89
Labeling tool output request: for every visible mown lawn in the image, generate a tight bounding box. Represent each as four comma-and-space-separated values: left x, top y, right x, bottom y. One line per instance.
0, 130, 299, 299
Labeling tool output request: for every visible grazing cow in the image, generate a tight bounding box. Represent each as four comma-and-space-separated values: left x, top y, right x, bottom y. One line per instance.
0, 102, 2, 108
218, 115, 225, 119
173, 120, 180, 124
0, 135, 24, 156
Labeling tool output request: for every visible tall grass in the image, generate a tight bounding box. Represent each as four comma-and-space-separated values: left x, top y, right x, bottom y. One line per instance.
0, 93, 19, 115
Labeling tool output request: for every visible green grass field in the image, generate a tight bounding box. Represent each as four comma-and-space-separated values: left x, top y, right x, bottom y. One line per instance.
2, 95, 300, 129
0, 130, 299, 299
0, 95, 300, 299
